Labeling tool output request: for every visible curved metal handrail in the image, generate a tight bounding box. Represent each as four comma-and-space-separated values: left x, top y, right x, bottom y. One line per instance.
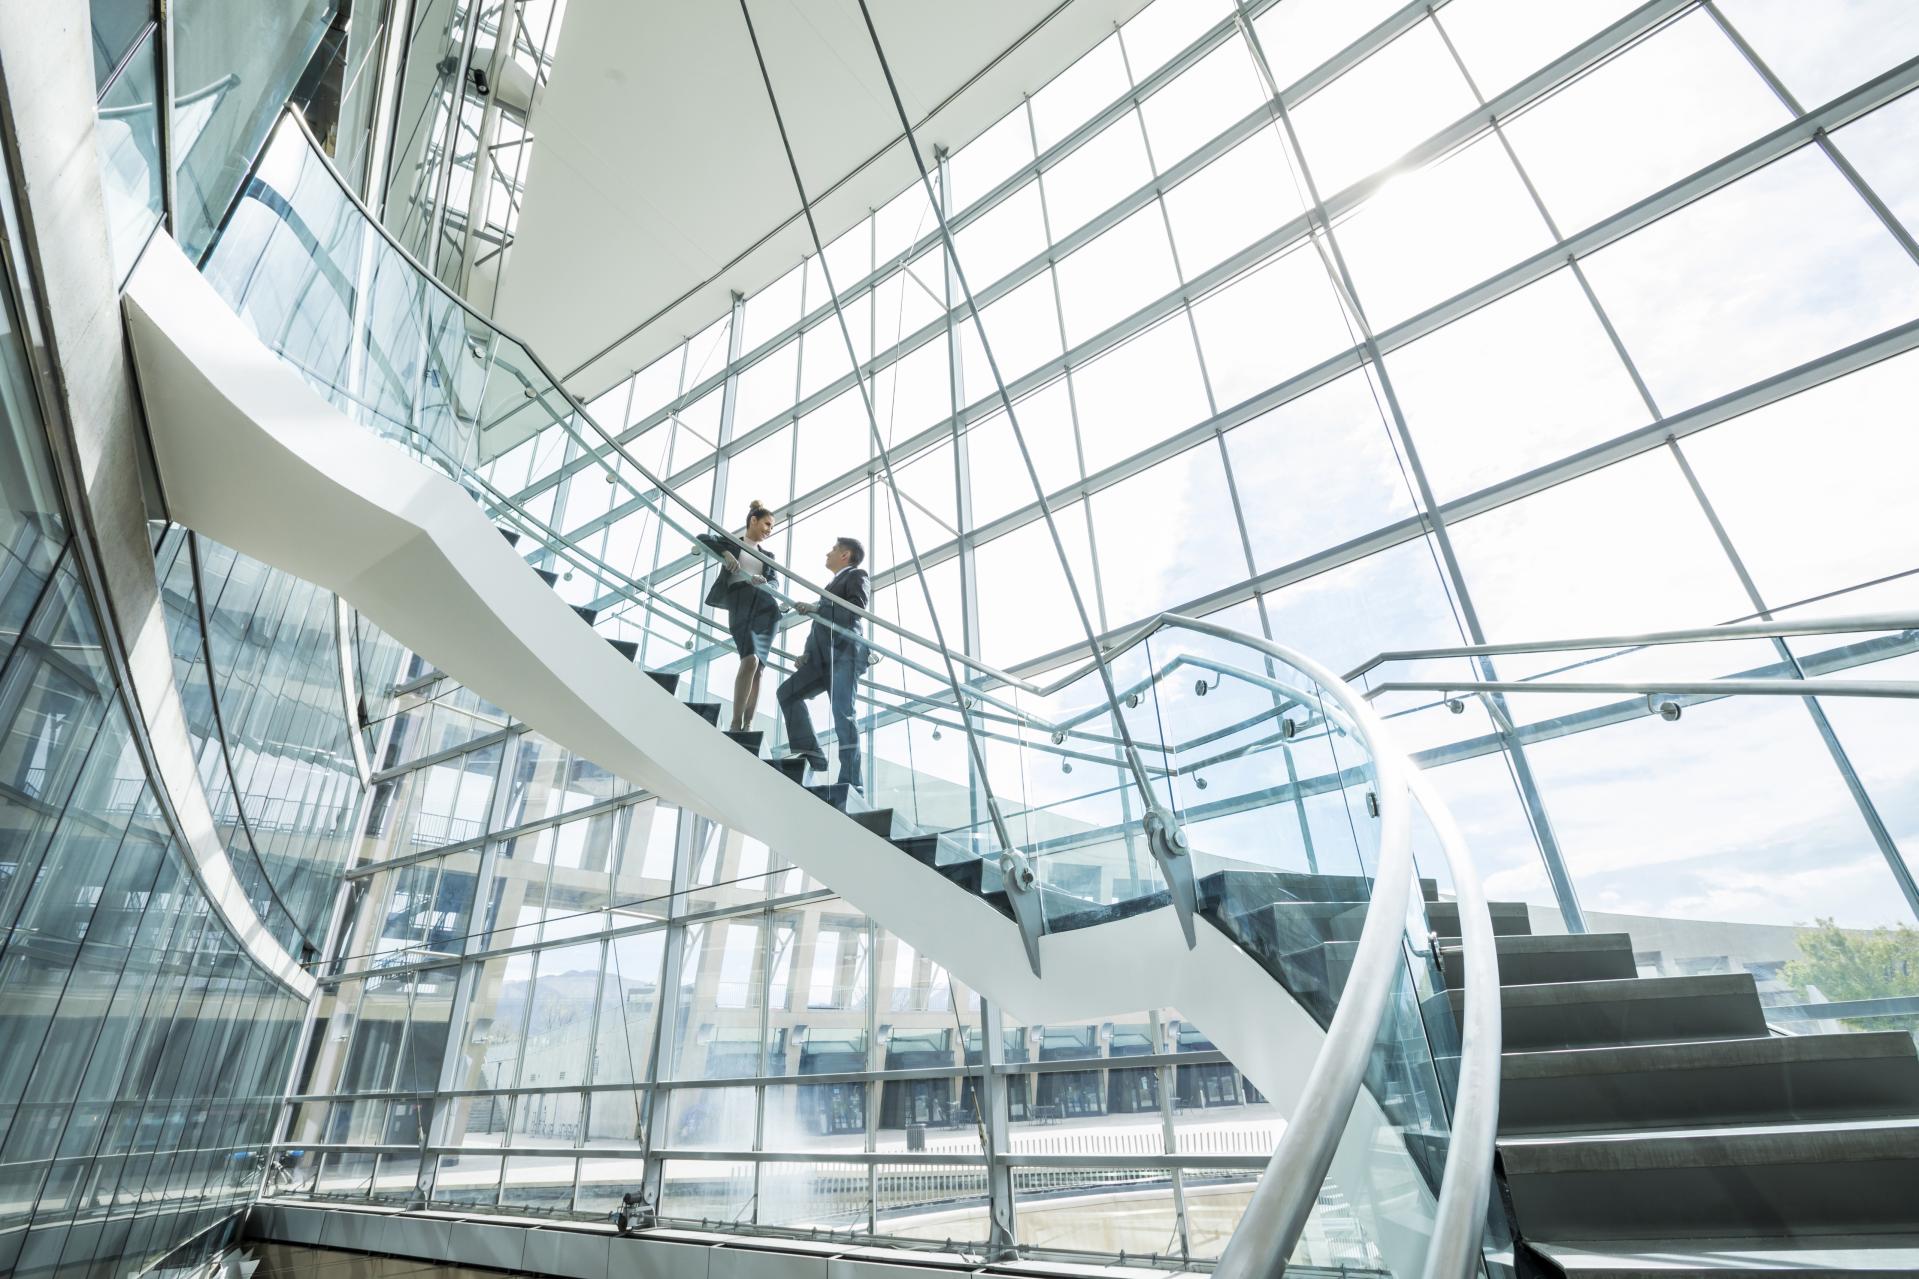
269, 107, 1038, 702
234, 111, 1502, 1275
1157, 616, 1496, 1279
1344, 613, 1919, 682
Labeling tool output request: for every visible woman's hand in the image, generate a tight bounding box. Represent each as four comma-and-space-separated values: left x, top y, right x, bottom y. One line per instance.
721, 552, 740, 572
752, 574, 768, 585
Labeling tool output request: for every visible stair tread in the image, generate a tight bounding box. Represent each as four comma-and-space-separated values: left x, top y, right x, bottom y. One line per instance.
1456, 972, 1758, 1009
1500, 1117, 1919, 1174
1536, 1235, 1919, 1276
1504, 1031, 1919, 1080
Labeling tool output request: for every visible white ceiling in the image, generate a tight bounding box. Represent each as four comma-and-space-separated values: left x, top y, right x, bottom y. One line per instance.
492, 0, 1150, 404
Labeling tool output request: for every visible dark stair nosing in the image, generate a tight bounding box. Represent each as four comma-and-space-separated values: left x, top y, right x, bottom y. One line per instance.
1047, 889, 1174, 933
606, 638, 640, 662
533, 567, 559, 587
1499, 1121, 1919, 1243
807, 782, 850, 808
850, 808, 895, 837
723, 730, 764, 755
1500, 1031, 1919, 1137
644, 669, 681, 695
1428, 898, 1532, 938
772, 757, 809, 783
1459, 973, 1768, 1053
891, 834, 944, 867
1439, 932, 1638, 988
571, 603, 599, 625
1532, 1235, 1919, 1276
686, 701, 721, 726
499, 528, 521, 546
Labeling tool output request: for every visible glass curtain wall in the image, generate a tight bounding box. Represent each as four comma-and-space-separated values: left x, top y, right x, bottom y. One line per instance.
280, 662, 1372, 1266
0, 181, 311, 1279
491, 0, 1919, 1010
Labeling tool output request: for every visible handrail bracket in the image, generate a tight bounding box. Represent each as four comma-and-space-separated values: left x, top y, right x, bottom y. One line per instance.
1144, 806, 1199, 949
997, 851, 1047, 977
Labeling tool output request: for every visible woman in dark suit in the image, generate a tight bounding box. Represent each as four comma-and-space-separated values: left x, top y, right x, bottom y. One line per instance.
699, 500, 780, 732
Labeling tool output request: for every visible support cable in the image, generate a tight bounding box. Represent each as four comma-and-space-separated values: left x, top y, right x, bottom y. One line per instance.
735, 0, 1048, 972
845, 0, 1198, 945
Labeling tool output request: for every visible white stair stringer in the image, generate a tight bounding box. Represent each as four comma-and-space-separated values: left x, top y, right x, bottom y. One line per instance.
122, 234, 1434, 1272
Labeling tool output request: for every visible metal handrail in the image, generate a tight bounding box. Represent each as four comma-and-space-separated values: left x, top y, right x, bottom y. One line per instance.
271, 107, 1038, 702
1157, 617, 1495, 1279
1366, 676, 1919, 701
248, 111, 1502, 1275
1344, 614, 1919, 682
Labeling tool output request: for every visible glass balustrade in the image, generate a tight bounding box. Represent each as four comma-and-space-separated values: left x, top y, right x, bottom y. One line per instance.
199, 109, 1479, 1272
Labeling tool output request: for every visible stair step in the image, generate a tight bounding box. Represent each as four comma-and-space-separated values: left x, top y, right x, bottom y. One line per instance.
723, 730, 763, 755
1428, 898, 1531, 939
1501, 1120, 1919, 1243
807, 782, 851, 810
644, 669, 681, 695
1217, 899, 1373, 951
849, 808, 895, 837
686, 701, 721, 726
1440, 932, 1637, 988
936, 859, 985, 895
571, 603, 599, 625
1048, 890, 1174, 933
1534, 1234, 1919, 1276
977, 889, 1018, 922
891, 834, 943, 867
1501, 1032, 1919, 1137
605, 638, 639, 662
771, 756, 809, 783
499, 528, 521, 547
533, 567, 559, 587
1456, 973, 1767, 1053
1198, 868, 1434, 913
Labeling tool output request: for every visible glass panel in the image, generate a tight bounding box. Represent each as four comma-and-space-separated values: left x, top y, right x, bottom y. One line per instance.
1503, 11, 1789, 234
1222, 371, 1420, 573
97, 29, 162, 285
1386, 267, 1649, 500
1580, 146, 1919, 414
172, 0, 333, 258
1438, 0, 1642, 98
1163, 129, 1310, 278
1187, 238, 1351, 409
1717, 0, 1919, 106
1068, 318, 1210, 475
1336, 132, 1554, 331
1052, 206, 1180, 347
1289, 20, 1478, 197
1830, 90, 1919, 246
1139, 35, 1266, 172
1681, 350, 1919, 609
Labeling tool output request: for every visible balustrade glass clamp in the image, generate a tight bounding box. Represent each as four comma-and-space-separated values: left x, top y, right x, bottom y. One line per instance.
998, 851, 1046, 977
1365, 791, 1380, 818
1050, 728, 1067, 745
1648, 693, 1682, 722
1143, 806, 1198, 949
1280, 716, 1297, 740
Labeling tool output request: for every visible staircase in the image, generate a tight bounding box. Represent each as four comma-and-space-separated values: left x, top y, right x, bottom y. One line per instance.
1423, 892, 1919, 1276
127, 109, 1919, 1276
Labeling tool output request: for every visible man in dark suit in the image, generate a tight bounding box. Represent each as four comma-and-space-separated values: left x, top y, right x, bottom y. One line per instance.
778, 536, 869, 787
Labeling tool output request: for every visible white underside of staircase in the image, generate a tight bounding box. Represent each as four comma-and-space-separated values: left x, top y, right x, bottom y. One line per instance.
123, 233, 1434, 1273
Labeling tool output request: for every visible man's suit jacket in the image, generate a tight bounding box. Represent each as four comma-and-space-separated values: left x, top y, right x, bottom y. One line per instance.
802, 566, 868, 665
